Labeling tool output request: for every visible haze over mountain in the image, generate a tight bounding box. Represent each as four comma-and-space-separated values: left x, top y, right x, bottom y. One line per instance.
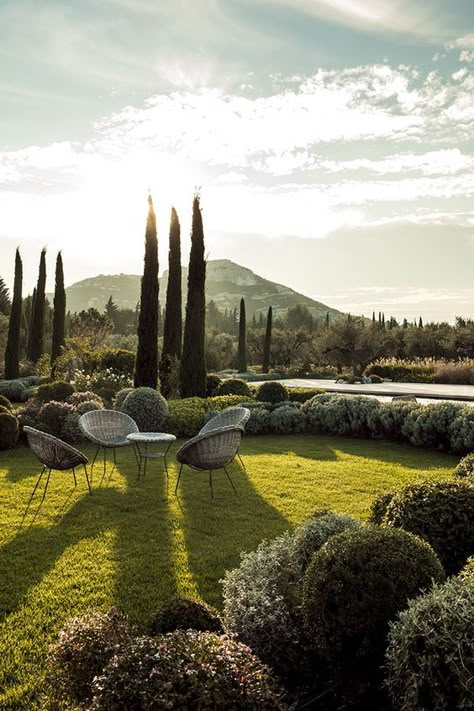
57, 259, 346, 320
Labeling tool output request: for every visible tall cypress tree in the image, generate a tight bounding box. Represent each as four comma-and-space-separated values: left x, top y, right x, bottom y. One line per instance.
51, 252, 66, 373
180, 194, 206, 397
27, 288, 37, 361
237, 297, 247, 372
30, 248, 46, 363
262, 305, 272, 374
135, 195, 159, 388
159, 207, 182, 398
4, 248, 23, 378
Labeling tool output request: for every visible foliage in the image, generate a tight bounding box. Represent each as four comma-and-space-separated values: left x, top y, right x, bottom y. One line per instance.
269, 404, 306, 433
121, 387, 168, 432
100, 349, 135, 375
217, 377, 252, 396
207, 394, 250, 410
29, 248, 46, 364
76, 400, 104, 414
0, 378, 28, 402
159, 353, 180, 400
67, 391, 104, 407
206, 373, 222, 397
72, 368, 133, 398
135, 196, 159, 388
291, 510, 360, 575
386, 578, 474, 711
245, 404, 272, 434
0, 276, 10, 314
164, 397, 208, 437
180, 194, 207, 398
367, 358, 436, 383
262, 305, 272, 374
69, 309, 114, 350
113, 387, 134, 410
383, 481, 474, 575
303, 393, 382, 437
237, 297, 247, 372
460, 556, 474, 581
287, 387, 325, 403
256, 380, 289, 404
302, 527, 444, 704
0, 411, 19, 449
368, 491, 395, 525
454, 452, 474, 480
46, 607, 131, 705
4, 248, 22, 379
402, 402, 466, 450
38, 401, 75, 434
450, 406, 474, 453
35, 380, 75, 403
148, 597, 223, 635
51, 252, 66, 372
378, 400, 419, 440
61, 412, 83, 443
0, 394, 12, 410
91, 632, 282, 710
160, 208, 182, 392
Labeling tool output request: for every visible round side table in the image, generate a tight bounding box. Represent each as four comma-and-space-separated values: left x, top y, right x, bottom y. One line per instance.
126, 432, 176, 481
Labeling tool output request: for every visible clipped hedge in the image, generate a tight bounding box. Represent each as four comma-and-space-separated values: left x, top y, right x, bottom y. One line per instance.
121, 387, 168, 432
217, 378, 252, 397
36, 380, 76, 404
256, 381, 289, 405
287, 387, 325, 403
454, 453, 474, 480
148, 597, 223, 636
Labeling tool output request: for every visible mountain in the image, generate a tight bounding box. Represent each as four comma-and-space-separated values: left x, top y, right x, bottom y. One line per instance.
56, 259, 346, 320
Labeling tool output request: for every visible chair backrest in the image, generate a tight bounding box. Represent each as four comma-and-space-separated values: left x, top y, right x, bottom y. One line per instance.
24, 426, 88, 470
200, 406, 250, 435
79, 409, 138, 443
177, 425, 243, 470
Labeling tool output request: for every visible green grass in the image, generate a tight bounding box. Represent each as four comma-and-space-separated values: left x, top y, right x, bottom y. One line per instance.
0, 434, 456, 708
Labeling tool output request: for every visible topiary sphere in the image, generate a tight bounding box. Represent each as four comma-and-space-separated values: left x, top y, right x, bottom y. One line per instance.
291, 510, 361, 575
454, 452, 474, 480
256, 381, 289, 405
46, 607, 132, 706
0, 394, 12, 410
368, 491, 395, 525
217, 378, 252, 397
91, 632, 282, 710
113, 387, 134, 411
76, 400, 104, 415
383, 481, 474, 575
303, 527, 444, 666
386, 577, 474, 711
206, 374, 222, 397
121, 387, 169, 432
148, 597, 224, 636
0, 412, 19, 449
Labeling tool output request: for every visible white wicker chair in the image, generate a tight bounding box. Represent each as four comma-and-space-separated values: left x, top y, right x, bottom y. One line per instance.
175, 425, 244, 499
199, 407, 250, 469
23, 426, 91, 514
79, 410, 138, 476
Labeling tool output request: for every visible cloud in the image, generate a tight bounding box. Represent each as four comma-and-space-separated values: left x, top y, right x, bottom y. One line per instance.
320, 149, 474, 176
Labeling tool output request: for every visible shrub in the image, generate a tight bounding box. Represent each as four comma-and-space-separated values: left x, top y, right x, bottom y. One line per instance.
291, 510, 360, 575
0, 394, 12, 410
256, 381, 289, 404
378, 400, 420, 441
113, 387, 134, 410
0, 405, 10, 415
383, 481, 474, 575
454, 452, 474, 480
67, 391, 103, 407
206, 373, 222, 397
61, 412, 83, 443
0, 412, 19, 449
450, 406, 474, 453
367, 359, 436, 383
302, 526, 444, 702
460, 556, 474, 581
148, 597, 223, 636
36, 380, 75, 403
402, 402, 466, 450
269, 404, 306, 434
369, 491, 395, 525
245, 405, 272, 434
121, 387, 168, 432
368, 373, 384, 383
217, 377, 252, 397
76, 399, 104, 414
287, 387, 325, 403
0, 378, 27, 402
91, 632, 281, 710
207, 394, 250, 410
38, 401, 75, 436
164, 397, 208, 437
434, 359, 474, 385
386, 577, 474, 711
303, 393, 382, 438
46, 607, 131, 705
99, 349, 135, 375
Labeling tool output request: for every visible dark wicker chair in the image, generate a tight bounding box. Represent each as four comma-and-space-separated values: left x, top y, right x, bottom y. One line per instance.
23, 426, 91, 507
199, 406, 250, 469
79, 410, 138, 475
175, 425, 244, 499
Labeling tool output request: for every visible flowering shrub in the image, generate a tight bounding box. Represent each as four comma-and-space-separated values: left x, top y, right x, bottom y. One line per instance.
386, 578, 474, 711
67, 391, 103, 407
72, 368, 133, 397
90, 632, 282, 710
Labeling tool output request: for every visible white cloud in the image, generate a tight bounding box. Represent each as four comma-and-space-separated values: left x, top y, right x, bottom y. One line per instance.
320, 149, 474, 176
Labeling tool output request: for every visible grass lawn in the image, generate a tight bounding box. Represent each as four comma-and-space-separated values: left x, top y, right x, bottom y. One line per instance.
0, 434, 457, 708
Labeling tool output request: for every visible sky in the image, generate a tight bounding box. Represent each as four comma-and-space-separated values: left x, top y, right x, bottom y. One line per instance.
0, 0, 473, 322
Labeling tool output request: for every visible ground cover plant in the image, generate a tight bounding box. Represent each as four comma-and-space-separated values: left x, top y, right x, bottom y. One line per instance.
0, 434, 457, 708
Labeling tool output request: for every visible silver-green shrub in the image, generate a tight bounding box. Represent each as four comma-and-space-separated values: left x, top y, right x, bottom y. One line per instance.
402, 402, 466, 450
303, 393, 382, 437
386, 577, 474, 711
454, 453, 474, 480
121, 387, 168, 432
269, 404, 306, 434
291, 511, 360, 575
61, 412, 83, 443
449, 406, 474, 453
76, 400, 104, 414
113, 387, 134, 410
245, 405, 271, 434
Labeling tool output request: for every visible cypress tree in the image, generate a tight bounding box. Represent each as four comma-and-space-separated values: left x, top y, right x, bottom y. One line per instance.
0, 277, 10, 314
180, 194, 206, 397
135, 195, 159, 388
262, 306, 272, 373
30, 248, 46, 363
27, 288, 37, 361
418, 316, 423, 328
4, 248, 23, 378
51, 252, 66, 373
159, 208, 182, 398
237, 297, 247, 372
325, 311, 330, 329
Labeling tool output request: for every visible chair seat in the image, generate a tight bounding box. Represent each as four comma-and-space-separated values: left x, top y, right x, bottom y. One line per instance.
24, 426, 88, 471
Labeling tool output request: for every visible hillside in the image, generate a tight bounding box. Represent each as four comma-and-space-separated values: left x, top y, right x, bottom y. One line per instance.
57, 259, 346, 320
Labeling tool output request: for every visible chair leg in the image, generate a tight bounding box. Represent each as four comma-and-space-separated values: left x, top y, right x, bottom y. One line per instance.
91, 445, 100, 477
83, 463, 92, 495
40, 469, 52, 504
72, 468, 77, 487
113, 448, 117, 465
103, 447, 107, 478
237, 452, 246, 470
209, 470, 214, 500
20, 466, 46, 526
175, 463, 184, 495
223, 465, 237, 495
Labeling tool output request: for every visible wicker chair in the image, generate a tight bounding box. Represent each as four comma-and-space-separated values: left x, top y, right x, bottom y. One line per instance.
199, 406, 250, 469
79, 410, 138, 475
23, 426, 91, 509
175, 425, 244, 499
